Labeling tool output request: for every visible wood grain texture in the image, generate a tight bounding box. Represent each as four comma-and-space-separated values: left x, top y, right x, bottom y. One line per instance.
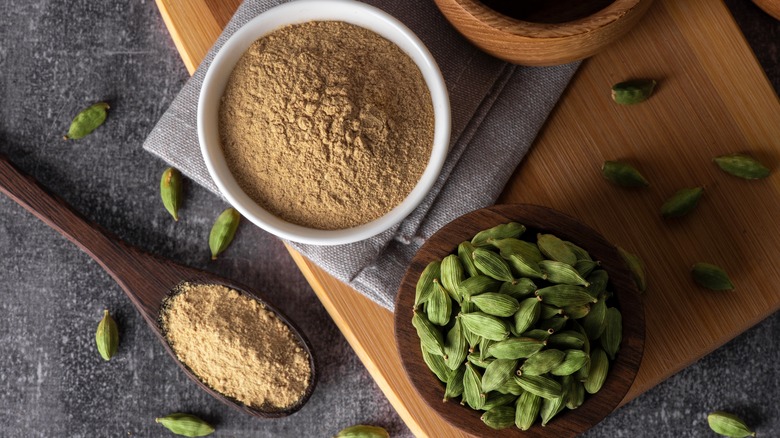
753, 0, 780, 20
156, 0, 780, 436
0, 154, 317, 419
431, 0, 653, 65
395, 205, 645, 437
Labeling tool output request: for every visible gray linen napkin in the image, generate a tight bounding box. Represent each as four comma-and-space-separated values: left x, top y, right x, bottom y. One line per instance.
143, 0, 579, 311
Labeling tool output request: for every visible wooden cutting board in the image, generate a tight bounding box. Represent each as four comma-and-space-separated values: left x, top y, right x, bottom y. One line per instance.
156, 0, 780, 436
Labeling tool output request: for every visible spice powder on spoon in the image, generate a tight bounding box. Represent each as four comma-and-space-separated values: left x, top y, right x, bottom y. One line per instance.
218, 21, 435, 230
160, 282, 312, 410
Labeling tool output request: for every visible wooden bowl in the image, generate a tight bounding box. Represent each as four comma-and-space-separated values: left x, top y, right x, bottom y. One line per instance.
753, 0, 780, 20
394, 204, 645, 437
432, 0, 655, 65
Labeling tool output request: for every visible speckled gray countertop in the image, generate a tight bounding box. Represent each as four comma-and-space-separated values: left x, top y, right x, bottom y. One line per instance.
0, 1, 777, 437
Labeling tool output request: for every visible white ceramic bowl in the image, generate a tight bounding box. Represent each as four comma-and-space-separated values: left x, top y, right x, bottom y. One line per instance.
198, 0, 451, 245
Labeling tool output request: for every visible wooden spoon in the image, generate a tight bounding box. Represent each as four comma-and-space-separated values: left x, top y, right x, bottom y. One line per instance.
0, 154, 317, 418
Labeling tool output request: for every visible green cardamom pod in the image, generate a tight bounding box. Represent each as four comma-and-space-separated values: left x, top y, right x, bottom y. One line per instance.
155, 413, 214, 437
481, 358, 519, 393
334, 424, 390, 438
459, 312, 510, 341
479, 337, 495, 361
507, 254, 547, 280
540, 395, 566, 426
601, 160, 650, 188
443, 364, 466, 401
463, 363, 486, 410
584, 348, 609, 394
537, 315, 568, 333
585, 269, 609, 298
661, 187, 704, 218
208, 208, 240, 260
602, 307, 623, 360
427, 281, 452, 326
471, 222, 526, 247
473, 248, 515, 282
444, 319, 468, 370
540, 303, 565, 320
583, 299, 607, 341
412, 310, 447, 358
95, 309, 119, 361
457, 275, 500, 300
618, 247, 646, 293
522, 328, 554, 341
160, 168, 183, 221
535, 285, 597, 307
539, 260, 590, 287
707, 411, 756, 438
563, 304, 591, 319
537, 233, 577, 266
515, 389, 542, 431
64, 102, 110, 140
462, 315, 481, 349
548, 330, 587, 350
570, 319, 590, 354
498, 278, 537, 300
574, 259, 600, 277
495, 377, 524, 396
565, 241, 593, 261
467, 353, 495, 369
457, 241, 480, 277
422, 344, 451, 382
469, 292, 520, 317
513, 298, 542, 335
481, 393, 518, 411
481, 405, 516, 430
515, 375, 563, 400
487, 336, 545, 360
611, 79, 657, 105
714, 154, 770, 180
491, 238, 544, 263
551, 349, 590, 376
415, 260, 441, 308
691, 262, 734, 291
518, 349, 565, 376
440, 255, 464, 302
563, 374, 585, 410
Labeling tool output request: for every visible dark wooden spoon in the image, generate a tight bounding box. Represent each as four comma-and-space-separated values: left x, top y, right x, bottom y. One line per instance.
0, 154, 317, 418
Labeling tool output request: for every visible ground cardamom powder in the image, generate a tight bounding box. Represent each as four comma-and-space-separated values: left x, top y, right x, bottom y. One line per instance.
161, 282, 311, 410
218, 21, 435, 230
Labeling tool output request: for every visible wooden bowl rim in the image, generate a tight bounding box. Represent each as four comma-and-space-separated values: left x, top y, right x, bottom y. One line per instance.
394, 204, 646, 437
447, 0, 646, 39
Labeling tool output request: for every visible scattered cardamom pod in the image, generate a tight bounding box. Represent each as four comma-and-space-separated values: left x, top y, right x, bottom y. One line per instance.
707, 411, 756, 438
481, 358, 519, 392
471, 222, 526, 247
618, 247, 646, 293
440, 255, 464, 302
537, 233, 577, 266
95, 309, 119, 361
481, 405, 516, 430
470, 292, 520, 317
443, 365, 466, 401
515, 375, 563, 400
540, 395, 566, 426
415, 260, 441, 308
611, 79, 657, 105
539, 260, 590, 287
714, 153, 770, 180
160, 168, 183, 221
473, 248, 515, 282
602, 307, 623, 360
535, 285, 597, 307
481, 393, 518, 411
519, 349, 565, 376
661, 187, 704, 218
427, 281, 452, 326
584, 348, 609, 394
551, 349, 589, 376
208, 207, 240, 260
601, 160, 650, 188
64, 102, 110, 140
334, 424, 390, 438
515, 390, 542, 431
444, 319, 468, 370
412, 310, 447, 357
155, 413, 214, 437
459, 312, 510, 341
691, 262, 734, 291
463, 363, 486, 410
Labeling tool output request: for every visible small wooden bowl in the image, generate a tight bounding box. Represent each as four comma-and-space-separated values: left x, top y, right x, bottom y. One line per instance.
432, 0, 655, 65
394, 204, 645, 437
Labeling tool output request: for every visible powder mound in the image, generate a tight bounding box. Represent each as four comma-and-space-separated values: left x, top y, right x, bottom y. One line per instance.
161, 282, 312, 410
219, 20, 435, 230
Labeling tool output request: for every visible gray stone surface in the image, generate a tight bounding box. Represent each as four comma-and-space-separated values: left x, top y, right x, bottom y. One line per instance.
0, 1, 777, 437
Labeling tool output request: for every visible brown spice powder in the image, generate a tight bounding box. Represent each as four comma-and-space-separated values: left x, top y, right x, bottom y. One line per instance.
160, 282, 311, 410
219, 21, 435, 230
